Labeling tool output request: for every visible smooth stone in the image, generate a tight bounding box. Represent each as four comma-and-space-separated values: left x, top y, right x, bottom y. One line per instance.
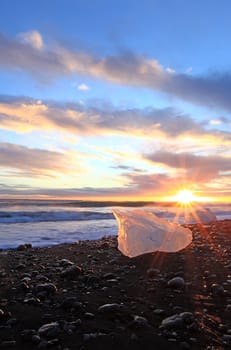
61, 297, 83, 310
35, 283, 57, 295
60, 259, 74, 267
98, 303, 130, 319
211, 283, 225, 296
129, 315, 150, 329
161, 314, 184, 330
61, 265, 82, 279
38, 322, 60, 338
161, 312, 196, 331
167, 277, 185, 289
17, 244, 32, 251
146, 268, 160, 278
31, 335, 41, 344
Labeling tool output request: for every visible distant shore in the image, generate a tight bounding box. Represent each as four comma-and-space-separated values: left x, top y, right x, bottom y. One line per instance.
0, 220, 230, 349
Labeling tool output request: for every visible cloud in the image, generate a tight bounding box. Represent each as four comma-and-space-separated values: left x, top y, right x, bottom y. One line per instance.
143, 150, 231, 183
18, 30, 43, 49
110, 164, 144, 173
0, 166, 230, 200
78, 83, 89, 91
0, 142, 77, 177
1, 32, 231, 111
209, 119, 222, 125
1, 95, 230, 144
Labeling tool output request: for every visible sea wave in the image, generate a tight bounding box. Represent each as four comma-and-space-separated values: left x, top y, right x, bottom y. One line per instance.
0, 210, 114, 224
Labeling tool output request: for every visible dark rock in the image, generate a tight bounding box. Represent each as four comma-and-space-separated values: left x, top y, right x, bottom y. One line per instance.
61, 297, 83, 310
0, 309, 4, 318
210, 283, 225, 296
35, 283, 57, 295
38, 322, 60, 338
60, 259, 74, 267
98, 303, 130, 320
24, 297, 41, 305
128, 315, 151, 329
84, 312, 95, 319
31, 334, 41, 344
146, 268, 160, 278
167, 277, 185, 289
16, 244, 32, 251
160, 312, 197, 331
161, 314, 184, 330
61, 265, 82, 279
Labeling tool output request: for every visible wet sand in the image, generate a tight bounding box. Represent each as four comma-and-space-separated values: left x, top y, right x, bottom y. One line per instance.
0, 220, 230, 349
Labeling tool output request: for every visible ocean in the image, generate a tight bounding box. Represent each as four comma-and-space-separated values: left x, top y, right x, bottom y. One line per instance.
0, 199, 230, 249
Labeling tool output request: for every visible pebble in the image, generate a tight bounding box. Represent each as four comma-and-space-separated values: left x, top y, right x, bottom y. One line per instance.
16, 244, 32, 251
146, 268, 160, 278
167, 277, 185, 289
60, 259, 74, 266
61, 265, 82, 279
129, 315, 151, 329
35, 283, 57, 295
38, 322, 60, 338
210, 283, 225, 296
61, 297, 83, 310
98, 303, 130, 319
161, 312, 197, 331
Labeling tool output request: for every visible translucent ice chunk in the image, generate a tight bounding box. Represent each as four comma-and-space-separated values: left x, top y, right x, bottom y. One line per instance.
113, 209, 192, 258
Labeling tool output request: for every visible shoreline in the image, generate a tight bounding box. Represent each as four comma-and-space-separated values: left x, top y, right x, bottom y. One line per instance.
0, 220, 230, 349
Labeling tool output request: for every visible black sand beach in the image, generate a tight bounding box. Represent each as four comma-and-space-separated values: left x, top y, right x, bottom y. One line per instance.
0, 220, 231, 349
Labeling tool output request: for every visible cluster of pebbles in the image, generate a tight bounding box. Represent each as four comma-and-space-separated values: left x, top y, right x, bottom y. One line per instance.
0, 220, 230, 349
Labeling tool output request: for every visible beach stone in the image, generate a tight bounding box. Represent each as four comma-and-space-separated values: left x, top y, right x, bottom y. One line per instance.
38, 340, 48, 348
161, 312, 196, 331
18, 281, 30, 291
17, 244, 32, 251
0, 309, 4, 318
153, 308, 165, 315
210, 283, 225, 296
103, 272, 115, 279
161, 314, 184, 330
6, 318, 17, 326
38, 322, 60, 338
24, 297, 40, 305
83, 332, 107, 342
31, 334, 41, 344
84, 312, 95, 319
223, 334, 231, 343
35, 274, 49, 282
60, 259, 74, 267
147, 268, 160, 278
35, 283, 57, 295
167, 277, 185, 289
129, 315, 151, 329
98, 303, 129, 319
61, 297, 83, 310
61, 265, 82, 279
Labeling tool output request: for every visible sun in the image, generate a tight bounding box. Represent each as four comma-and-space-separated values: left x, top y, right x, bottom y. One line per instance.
176, 189, 196, 204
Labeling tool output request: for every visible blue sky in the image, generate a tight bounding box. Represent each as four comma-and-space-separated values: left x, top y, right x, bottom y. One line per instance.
0, 0, 230, 201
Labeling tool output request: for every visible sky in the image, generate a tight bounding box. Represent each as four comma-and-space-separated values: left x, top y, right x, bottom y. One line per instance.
0, 0, 230, 202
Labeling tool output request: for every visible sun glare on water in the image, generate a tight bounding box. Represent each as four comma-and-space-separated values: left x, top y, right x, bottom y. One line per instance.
176, 189, 196, 204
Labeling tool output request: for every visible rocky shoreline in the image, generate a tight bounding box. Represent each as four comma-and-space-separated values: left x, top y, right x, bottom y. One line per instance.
0, 220, 230, 349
